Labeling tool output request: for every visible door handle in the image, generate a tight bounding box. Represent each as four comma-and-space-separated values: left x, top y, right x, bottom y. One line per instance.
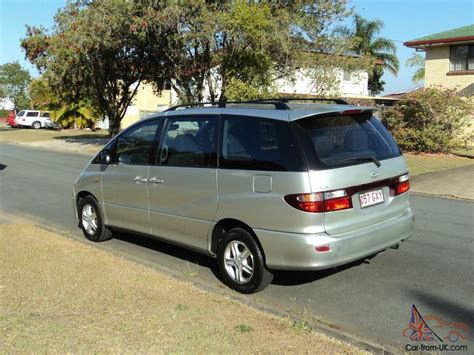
134, 176, 148, 184
149, 177, 164, 184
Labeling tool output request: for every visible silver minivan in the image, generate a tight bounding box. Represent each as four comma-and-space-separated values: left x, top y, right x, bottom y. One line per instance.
73, 100, 414, 293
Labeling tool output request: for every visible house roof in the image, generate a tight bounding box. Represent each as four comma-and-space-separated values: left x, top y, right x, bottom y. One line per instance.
383, 84, 424, 99
404, 25, 474, 48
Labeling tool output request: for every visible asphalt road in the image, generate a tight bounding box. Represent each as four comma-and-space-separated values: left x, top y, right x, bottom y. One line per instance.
1, 142, 473, 351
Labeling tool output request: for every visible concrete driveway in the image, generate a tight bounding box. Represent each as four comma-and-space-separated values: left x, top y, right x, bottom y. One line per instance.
411, 164, 474, 200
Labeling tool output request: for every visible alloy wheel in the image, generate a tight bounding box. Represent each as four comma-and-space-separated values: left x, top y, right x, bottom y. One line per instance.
223, 240, 254, 283
81, 203, 98, 236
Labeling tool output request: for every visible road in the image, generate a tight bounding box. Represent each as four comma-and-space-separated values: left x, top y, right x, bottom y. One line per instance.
1, 142, 473, 351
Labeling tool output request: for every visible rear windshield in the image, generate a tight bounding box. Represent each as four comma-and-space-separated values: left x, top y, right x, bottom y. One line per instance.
294, 113, 401, 170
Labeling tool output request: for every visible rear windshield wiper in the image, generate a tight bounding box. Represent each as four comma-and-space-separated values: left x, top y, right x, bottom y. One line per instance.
339, 156, 381, 168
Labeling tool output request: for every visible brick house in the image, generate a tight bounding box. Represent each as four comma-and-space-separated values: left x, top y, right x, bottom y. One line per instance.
404, 25, 474, 96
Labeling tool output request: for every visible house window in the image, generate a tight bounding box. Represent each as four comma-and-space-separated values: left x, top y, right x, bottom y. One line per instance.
343, 70, 351, 81
449, 44, 474, 71
157, 78, 172, 91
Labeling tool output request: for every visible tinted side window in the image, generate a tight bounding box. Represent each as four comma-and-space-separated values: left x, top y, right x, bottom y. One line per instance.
157, 116, 217, 167
41, 112, 50, 117
26, 111, 40, 117
115, 120, 160, 165
16, 111, 25, 117
220, 116, 305, 172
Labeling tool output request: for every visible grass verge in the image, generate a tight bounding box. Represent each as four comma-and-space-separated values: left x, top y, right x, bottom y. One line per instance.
0, 224, 367, 354
404, 153, 474, 176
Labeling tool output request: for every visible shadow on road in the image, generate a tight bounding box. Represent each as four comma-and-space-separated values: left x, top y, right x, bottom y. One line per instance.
408, 288, 474, 328
0, 164, 7, 171
54, 134, 109, 146
113, 230, 222, 281
113, 229, 377, 287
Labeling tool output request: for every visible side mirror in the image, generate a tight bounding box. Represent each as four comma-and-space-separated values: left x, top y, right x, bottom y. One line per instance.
98, 149, 112, 164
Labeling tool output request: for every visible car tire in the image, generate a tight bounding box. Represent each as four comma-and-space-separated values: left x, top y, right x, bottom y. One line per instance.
217, 227, 273, 294
77, 195, 112, 242
32, 121, 41, 129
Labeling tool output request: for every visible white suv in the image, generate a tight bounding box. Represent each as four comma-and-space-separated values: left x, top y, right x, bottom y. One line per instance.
15, 110, 57, 129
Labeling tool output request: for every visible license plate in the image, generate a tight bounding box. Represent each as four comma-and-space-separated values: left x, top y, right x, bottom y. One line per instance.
359, 189, 384, 208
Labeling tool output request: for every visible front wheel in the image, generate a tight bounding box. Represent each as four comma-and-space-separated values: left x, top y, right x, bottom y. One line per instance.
32, 121, 41, 129
77, 196, 112, 242
217, 228, 273, 294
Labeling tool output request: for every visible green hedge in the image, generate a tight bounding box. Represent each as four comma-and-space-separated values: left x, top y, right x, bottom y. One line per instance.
384, 88, 472, 153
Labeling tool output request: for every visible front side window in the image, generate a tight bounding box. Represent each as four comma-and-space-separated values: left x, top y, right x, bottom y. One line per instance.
26, 111, 40, 117
450, 44, 474, 71
157, 116, 217, 167
41, 112, 50, 117
220, 116, 305, 171
115, 120, 161, 165
16, 110, 25, 117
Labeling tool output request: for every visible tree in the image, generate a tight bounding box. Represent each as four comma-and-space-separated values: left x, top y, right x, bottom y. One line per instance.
337, 14, 399, 94
144, 0, 351, 102
0, 61, 31, 110
22, 0, 170, 136
22, 0, 352, 135
406, 53, 425, 83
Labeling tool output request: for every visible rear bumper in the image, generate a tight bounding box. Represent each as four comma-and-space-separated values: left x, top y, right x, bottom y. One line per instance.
256, 208, 414, 270
44, 121, 60, 129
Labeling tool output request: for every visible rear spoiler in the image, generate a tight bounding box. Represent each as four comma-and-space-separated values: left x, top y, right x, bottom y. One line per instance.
289, 106, 376, 121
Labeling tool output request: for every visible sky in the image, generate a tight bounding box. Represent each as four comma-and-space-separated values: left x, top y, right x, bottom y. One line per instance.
1, 0, 473, 95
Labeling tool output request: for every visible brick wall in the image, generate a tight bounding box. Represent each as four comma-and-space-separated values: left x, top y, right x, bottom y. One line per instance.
425, 45, 474, 95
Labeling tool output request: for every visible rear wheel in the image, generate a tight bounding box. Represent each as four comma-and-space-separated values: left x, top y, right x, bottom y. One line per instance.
217, 228, 273, 293
77, 196, 112, 242
32, 121, 41, 129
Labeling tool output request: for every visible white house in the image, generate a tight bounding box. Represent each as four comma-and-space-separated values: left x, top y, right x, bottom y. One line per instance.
276, 67, 369, 97
122, 59, 371, 128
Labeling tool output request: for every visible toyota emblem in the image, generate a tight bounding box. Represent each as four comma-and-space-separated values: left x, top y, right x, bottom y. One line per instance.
371, 171, 379, 178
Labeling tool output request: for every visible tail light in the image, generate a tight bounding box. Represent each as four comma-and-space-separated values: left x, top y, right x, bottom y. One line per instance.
390, 174, 410, 196
284, 190, 352, 213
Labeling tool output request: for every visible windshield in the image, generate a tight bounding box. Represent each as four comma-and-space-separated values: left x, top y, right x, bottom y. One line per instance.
294, 113, 401, 169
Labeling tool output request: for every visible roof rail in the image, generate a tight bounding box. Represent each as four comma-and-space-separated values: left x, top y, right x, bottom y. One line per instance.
278, 97, 348, 105
163, 97, 348, 112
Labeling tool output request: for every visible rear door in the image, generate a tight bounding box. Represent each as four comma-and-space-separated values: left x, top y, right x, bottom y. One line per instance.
147, 115, 218, 252
294, 112, 410, 235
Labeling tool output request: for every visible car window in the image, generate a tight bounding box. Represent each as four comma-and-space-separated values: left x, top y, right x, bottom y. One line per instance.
157, 116, 217, 167
41, 112, 50, 117
16, 111, 25, 117
26, 111, 40, 117
294, 113, 401, 169
220, 116, 305, 171
115, 120, 161, 165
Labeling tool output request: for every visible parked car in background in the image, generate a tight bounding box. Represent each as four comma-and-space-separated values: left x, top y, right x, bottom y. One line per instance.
15, 110, 60, 129
73, 99, 414, 293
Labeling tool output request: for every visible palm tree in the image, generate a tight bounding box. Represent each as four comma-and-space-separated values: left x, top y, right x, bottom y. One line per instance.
29, 76, 97, 128
406, 53, 425, 83
339, 14, 399, 94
